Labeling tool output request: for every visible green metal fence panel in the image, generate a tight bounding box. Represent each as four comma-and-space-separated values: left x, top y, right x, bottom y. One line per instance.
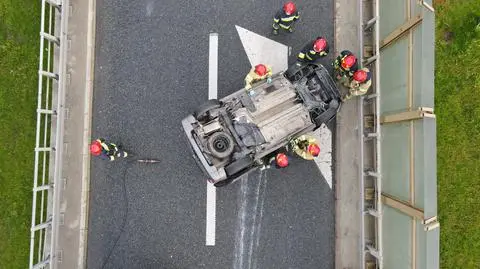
416, 219, 440, 269
380, 38, 409, 114
426, 226, 440, 269
411, 0, 423, 17
415, 219, 427, 269
378, 1, 439, 268
414, 118, 437, 215
413, 11, 436, 109
380, 0, 407, 40
383, 206, 412, 269
381, 122, 411, 202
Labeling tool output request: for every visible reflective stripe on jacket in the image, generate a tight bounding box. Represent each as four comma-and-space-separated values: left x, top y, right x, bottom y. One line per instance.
349, 68, 372, 96
333, 50, 358, 75
298, 38, 329, 61
289, 135, 317, 160
273, 10, 299, 28
244, 65, 273, 90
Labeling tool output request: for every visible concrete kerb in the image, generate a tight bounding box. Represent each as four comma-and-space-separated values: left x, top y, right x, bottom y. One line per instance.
334, 0, 362, 268
78, 0, 96, 267
53, 0, 96, 267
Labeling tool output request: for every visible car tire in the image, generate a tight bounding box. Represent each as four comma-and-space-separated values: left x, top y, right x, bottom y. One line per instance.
224, 156, 253, 177
207, 132, 235, 159
194, 99, 221, 121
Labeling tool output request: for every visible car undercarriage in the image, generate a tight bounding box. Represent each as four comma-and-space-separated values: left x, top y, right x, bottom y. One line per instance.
182, 62, 341, 186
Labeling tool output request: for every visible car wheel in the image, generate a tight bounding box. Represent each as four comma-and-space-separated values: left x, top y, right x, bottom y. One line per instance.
194, 99, 221, 121
207, 132, 234, 159
224, 156, 253, 177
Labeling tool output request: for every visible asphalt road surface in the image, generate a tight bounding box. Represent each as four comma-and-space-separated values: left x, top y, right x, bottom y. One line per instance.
87, 0, 335, 268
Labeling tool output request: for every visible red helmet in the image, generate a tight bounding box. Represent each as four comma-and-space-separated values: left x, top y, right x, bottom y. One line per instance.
275, 153, 289, 168
254, 64, 268, 76
307, 143, 320, 157
313, 38, 327, 53
283, 1, 296, 15
341, 54, 356, 70
353, 69, 368, 83
89, 141, 102, 156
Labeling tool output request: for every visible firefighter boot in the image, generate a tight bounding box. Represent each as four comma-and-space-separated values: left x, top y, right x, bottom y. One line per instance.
272, 23, 279, 35
116, 150, 128, 158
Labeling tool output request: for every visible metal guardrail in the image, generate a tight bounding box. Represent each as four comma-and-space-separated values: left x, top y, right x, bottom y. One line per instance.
359, 0, 383, 268
29, 0, 66, 268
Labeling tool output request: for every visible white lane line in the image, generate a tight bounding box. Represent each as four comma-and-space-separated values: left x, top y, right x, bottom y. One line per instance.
312, 124, 333, 189
206, 33, 218, 246
208, 33, 218, 100
206, 183, 216, 246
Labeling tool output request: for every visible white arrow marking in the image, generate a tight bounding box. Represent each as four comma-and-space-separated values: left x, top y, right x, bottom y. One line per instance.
235, 25, 289, 74
236, 25, 333, 189
312, 124, 333, 189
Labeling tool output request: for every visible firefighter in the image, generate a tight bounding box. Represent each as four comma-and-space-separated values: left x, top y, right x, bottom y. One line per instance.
344, 68, 372, 100
288, 134, 320, 160
89, 138, 128, 161
297, 37, 329, 62
333, 50, 358, 84
272, 1, 300, 35
259, 152, 290, 170
244, 64, 273, 94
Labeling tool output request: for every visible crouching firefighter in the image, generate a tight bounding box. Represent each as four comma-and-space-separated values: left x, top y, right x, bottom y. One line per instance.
343, 68, 372, 100
297, 37, 329, 62
259, 152, 290, 170
333, 50, 358, 84
89, 138, 128, 161
244, 63, 273, 94
288, 134, 320, 160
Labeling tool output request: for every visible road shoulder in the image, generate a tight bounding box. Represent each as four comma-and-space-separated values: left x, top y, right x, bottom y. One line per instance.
334, 0, 362, 268
56, 0, 95, 268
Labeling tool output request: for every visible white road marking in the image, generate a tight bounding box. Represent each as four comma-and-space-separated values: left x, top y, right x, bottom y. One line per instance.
247, 172, 263, 269
206, 33, 218, 246
251, 177, 267, 269
206, 183, 216, 246
145, 1, 154, 17
236, 25, 334, 188
312, 124, 333, 189
233, 176, 249, 269
235, 25, 289, 73
208, 33, 218, 100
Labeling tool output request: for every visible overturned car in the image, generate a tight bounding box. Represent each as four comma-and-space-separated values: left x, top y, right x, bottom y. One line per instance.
182, 62, 341, 187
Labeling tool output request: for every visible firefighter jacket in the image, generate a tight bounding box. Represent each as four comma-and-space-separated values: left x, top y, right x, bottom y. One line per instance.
298, 38, 329, 62
96, 138, 118, 161
288, 134, 317, 160
333, 50, 359, 78
244, 65, 273, 90
349, 68, 372, 97
273, 10, 300, 29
